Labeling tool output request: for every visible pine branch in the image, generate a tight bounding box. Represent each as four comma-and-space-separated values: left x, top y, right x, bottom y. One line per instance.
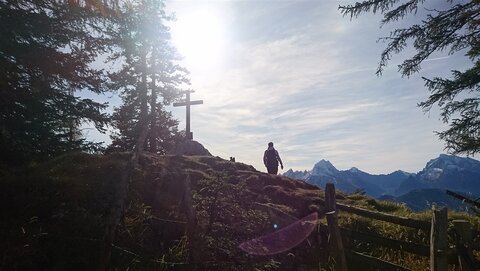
339, 0, 399, 19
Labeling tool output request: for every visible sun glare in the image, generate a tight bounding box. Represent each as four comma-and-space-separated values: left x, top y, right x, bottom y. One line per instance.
173, 10, 227, 71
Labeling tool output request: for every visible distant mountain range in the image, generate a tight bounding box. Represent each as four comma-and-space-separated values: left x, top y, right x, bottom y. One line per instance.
283, 154, 480, 211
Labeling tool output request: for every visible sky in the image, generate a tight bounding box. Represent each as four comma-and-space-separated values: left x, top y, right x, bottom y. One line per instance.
87, 0, 473, 174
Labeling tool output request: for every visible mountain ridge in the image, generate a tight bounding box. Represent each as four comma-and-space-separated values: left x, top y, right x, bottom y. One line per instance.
284, 154, 480, 210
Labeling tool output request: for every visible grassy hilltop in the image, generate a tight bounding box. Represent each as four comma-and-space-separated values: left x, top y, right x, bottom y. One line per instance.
0, 153, 478, 270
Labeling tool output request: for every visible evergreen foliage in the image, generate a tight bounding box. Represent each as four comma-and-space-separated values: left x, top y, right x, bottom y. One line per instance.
0, 0, 113, 163
107, 0, 189, 154
339, 0, 480, 154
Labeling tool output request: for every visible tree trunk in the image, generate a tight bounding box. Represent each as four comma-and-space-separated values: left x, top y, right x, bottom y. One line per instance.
98, 114, 151, 270
149, 47, 157, 153
140, 45, 149, 125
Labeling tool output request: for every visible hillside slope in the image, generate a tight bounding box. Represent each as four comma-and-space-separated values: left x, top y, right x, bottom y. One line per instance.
0, 153, 325, 270
0, 152, 478, 270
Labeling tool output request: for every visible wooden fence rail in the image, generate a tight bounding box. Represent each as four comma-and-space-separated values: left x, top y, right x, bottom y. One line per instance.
315, 198, 431, 230
336, 203, 431, 231
339, 226, 430, 257
320, 183, 478, 271
345, 251, 413, 271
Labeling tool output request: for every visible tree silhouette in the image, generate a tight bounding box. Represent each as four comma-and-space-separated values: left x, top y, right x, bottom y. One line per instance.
340, 1, 480, 154
107, 0, 189, 154
0, 0, 114, 162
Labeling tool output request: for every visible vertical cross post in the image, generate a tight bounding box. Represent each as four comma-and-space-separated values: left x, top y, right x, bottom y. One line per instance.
186, 91, 191, 138
173, 90, 203, 140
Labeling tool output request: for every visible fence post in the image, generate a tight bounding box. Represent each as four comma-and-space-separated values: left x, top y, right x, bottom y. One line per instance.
325, 183, 348, 271
453, 220, 476, 271
430, 206, 448, 271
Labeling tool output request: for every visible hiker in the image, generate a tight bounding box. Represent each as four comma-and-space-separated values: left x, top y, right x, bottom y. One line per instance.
263, 142, 284, 174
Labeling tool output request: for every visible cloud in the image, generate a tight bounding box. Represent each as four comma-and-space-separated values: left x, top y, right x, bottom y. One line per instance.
165, 1, 467, 174
424, 56, 451, 63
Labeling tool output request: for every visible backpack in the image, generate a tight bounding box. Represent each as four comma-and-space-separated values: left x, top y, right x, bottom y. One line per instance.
265, 149, 278, 167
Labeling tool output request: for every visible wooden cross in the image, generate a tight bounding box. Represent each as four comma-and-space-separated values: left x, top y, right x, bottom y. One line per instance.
173, 90, 203, 140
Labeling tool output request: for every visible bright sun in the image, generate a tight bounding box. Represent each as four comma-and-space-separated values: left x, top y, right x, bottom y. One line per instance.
172, 10, 226, 71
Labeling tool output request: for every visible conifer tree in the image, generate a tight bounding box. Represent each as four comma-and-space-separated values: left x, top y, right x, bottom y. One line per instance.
339, 1, 480, 154
0, 0, 114, 162
107, 0, 189, 154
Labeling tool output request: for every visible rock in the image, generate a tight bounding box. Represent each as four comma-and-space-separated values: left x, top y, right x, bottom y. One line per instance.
172, 140, 212, 156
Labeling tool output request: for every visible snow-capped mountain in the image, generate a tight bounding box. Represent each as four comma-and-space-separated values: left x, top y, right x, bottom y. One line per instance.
284, 154, 480, 210
284, 160, 411, 197
395, 154, 480, 196
425, 154, 480, 172
283, 169, 310, 180
311, 160, 338, 177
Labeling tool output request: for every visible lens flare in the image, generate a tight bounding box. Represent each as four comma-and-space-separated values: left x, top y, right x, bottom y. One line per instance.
239, 212, 318, 255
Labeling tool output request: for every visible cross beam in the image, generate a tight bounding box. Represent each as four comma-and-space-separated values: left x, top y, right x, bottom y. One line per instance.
173, 90, 203, 140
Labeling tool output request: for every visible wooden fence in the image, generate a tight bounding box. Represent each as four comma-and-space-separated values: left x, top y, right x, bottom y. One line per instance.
321, 183, 479, 271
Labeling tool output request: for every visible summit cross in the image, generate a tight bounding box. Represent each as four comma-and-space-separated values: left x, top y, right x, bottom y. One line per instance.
173, 90, 203, 140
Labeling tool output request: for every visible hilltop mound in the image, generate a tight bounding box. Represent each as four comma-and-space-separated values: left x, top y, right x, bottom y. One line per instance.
172, 140, 212, 156
0, 153, 326, 270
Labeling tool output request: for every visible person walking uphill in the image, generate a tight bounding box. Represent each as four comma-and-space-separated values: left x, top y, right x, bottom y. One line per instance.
263, 142, 284, 175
